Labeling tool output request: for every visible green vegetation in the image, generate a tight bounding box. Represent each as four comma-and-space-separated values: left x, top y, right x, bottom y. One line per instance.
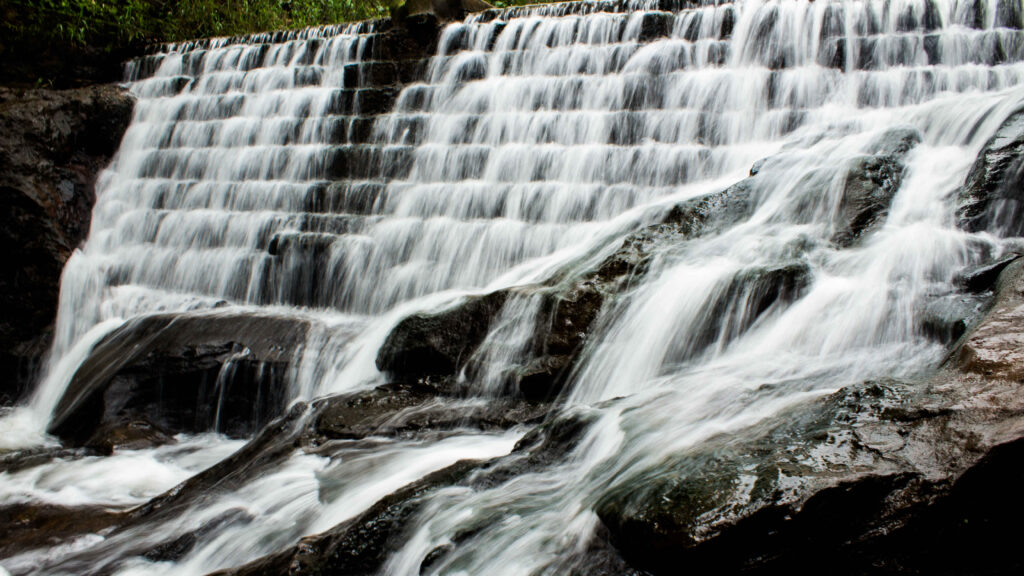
2, 0, 390, 50
0, 0, 572, 86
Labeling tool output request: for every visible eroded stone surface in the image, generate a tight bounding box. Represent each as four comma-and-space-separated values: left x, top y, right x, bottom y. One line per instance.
0, 84, 134, 404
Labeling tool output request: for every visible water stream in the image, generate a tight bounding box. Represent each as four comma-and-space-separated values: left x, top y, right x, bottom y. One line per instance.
3, 0, 1024, 574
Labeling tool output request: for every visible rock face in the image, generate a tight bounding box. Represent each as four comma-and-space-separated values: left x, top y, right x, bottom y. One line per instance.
376, 291, 510, 379
595, 259, 1024, 576
957, 109, 1024, 235
0, 84, 134, 405
47, 311, 309, 447
832, 127, 921, 246
377, 176, 769, 401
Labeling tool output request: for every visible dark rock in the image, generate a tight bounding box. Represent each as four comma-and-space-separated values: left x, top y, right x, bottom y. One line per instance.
517, 355, 573, 401
596, 257, 1024, 576
378, 180, 757, 399
84, 420, 177, 456
44, 405, 310, 576
675, 262, 810, 359
637, 12, 674, 43
308, 382, 549, 445
376, 291, 509, 379
0, 503, 125, 560
0, 84, 134, 405
142, 508, 253, 562
0, 445, 94, 474
832, 127, 921, 247
48, 311, 308, 444
215, 459, 483, 576
223, 407, 602, 576
919, 292, 989, 344
957, 109, 1024, 235
955, 252, 1021, 292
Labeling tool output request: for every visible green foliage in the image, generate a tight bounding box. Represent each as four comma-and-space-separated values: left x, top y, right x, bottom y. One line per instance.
2, 0, 390, 52
489, 0, 561, 8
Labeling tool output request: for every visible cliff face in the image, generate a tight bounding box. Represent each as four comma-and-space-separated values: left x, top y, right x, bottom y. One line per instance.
0, 84, 135, 404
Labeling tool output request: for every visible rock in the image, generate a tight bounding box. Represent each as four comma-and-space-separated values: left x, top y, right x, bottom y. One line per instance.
0, 503, 125, 561
832, 127, 921, 247
44, 404, 311, 576
517, 355, 574, 401
0, 84, 134, 405
955, 258, 1024, 379
0, 445, 94, 474
376, 291, 509, 379
83, 420, 177, 456
957, 109, 1024, 235
220, 408, 602, 576
307, 382, 548, 443
377, 180, 758, 399
48, 311, 308, 444
215, 460, 484, 576
955, 252, 1022, 292
596, 257, 1024, 575
681, 262, 809, 356
142, 508, 253, 562
919, 292, 989, 344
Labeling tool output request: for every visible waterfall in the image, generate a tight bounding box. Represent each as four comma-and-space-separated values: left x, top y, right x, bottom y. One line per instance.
3, 0, 1024, 574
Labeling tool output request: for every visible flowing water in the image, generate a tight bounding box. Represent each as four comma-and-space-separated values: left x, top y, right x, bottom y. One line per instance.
3, 0, 1024, 573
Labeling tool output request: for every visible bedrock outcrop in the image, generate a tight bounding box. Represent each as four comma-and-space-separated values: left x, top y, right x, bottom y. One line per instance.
0, 84, 134, 404
595, 259, 1024, 575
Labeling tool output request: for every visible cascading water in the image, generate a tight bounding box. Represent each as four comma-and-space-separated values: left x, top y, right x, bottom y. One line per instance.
3, 0, 1024, 574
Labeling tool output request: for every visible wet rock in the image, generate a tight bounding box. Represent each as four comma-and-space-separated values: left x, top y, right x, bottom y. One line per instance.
0, 84, 134, 405
308, 382, 548, 444
517, 355, 573, 401
377, 180, 758, 399
215, 459, 483, 576
0, 445, 94, 474
955, 258, 1024, 379
376, 291, 510, 379
919, 292, 989, 344
596, 257, 1024, 575
0, 503, 125, 560
83, 420, 177, 456
957, 109, 1024, 235
225, 408, 601, 576
682, 261, 810, 355
142, 508, 253, 562
43, 405, 310, 576
832, 128, 921, 247
468, 407, 600, 490
48, 311, 308, 445
955, 252, 1022, 292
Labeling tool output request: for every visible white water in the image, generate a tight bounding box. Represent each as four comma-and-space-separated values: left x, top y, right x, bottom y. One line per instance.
3, 0, 1024, 574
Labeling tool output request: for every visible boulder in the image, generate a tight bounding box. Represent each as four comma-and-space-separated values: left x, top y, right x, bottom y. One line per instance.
47, 311, 309, 445
376, 291, 510, 379
957, 109, 1024, 235
596, 258, 1024, 575
832, 127, 921, 247
0, 84, 134, 405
